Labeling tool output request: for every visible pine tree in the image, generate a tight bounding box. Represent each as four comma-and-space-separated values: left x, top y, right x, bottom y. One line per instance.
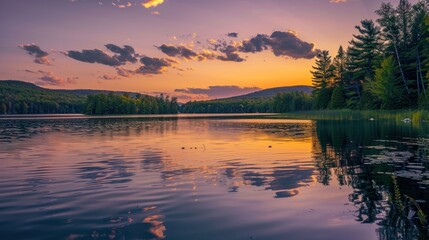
311, 50, 334, 109
332, 46, 347, 85
346, 20, 383, 108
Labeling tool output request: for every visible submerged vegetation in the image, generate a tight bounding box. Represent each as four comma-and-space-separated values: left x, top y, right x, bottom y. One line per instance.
312, 120, 429, 238
274, 109, 429, 122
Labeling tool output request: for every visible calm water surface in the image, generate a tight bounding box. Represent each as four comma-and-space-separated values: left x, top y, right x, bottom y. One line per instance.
1, 115, 429, 240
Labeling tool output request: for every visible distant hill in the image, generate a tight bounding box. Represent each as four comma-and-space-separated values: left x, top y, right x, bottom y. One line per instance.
0, 80, 144, 114
53, 89, 140, 97
226, 85, 313, 100
0, 80, 140, 96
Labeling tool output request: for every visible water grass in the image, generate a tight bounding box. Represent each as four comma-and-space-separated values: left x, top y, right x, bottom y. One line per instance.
272, 109, 429, 122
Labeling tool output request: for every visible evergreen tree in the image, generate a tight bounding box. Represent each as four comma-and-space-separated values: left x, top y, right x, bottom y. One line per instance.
311, 50, 334, 109
368, 56, 403, 109
332, 46, 347, 85
346, 20, 383, 108
329, 86, 347, 109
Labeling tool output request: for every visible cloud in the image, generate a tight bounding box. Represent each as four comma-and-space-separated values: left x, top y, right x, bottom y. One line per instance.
239, 31, 320, 59
40, 71, 75, 85
24, 69, 78, 85
240, 34, 269, 53
142, 0, 164, 8
136, 56, 175, 75
227, 32, 238, 38
67, 49, 121, 66
112, 2, 132, 8
266, 31, 319, 59
66, 44, 177, 76
157, 44, 198, 60
216, 44, 245, 62
105, 44, 138, 63
151, 11, 160, 15
175, 85, 261, 99
99, 74, 121, 80
329, 0, 347, 3
158, 42, 245, 62
66, 44, 138, 66
18, 44, 51, 65
116, 67, 135, 77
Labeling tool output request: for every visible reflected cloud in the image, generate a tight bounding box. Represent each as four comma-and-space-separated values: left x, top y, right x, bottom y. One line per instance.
143, 215, 166, 239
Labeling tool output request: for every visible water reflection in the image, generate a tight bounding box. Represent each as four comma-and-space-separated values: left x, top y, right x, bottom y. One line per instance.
0, 117, 428, 239
313, 121, 429, 240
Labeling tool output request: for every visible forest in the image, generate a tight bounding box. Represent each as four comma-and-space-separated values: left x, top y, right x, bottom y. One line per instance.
180, 92, 312, 113
312, 0, 429, 110
84, 93, 179, 115
0, 80, 179, 115
0, 80, 86, 114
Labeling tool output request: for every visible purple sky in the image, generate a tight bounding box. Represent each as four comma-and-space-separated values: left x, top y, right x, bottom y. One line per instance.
0, 0, 414, 101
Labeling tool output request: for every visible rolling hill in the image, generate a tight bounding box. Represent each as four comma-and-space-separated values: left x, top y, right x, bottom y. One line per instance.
226, 85, 313, 100
0, 80, 143, 114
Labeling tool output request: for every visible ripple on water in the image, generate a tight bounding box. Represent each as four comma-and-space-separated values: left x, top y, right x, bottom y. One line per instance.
1, 117, 426, 240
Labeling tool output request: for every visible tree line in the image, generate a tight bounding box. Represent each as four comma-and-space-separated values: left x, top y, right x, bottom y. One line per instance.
312, 0, 429, 110
0, 80, 85, 114
180, 92, 312, 113
84, 93, 179, 115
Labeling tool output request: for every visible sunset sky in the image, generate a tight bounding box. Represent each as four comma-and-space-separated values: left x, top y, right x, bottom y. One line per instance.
0, 0, 413, 101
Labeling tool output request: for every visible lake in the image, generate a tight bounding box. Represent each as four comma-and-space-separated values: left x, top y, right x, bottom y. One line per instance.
0, 114, 428, 240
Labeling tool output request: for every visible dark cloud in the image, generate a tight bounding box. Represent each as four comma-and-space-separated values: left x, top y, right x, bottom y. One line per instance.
67, 49, 121, 66
157, 44, 198, 60
217, 52, 245, 62
239, 31, 319, 59
217, 44, 245, 62
158, 42, 244, 62
18, 44, 51, 65
105, 44, 138, 63
268, 31, 319, 59
227, 32, 238, 38
136, 56, 175, 75
99, 74, 121, 80
240, 34, 269, 53
175, 85, 261, 99
67, 44, 139, 66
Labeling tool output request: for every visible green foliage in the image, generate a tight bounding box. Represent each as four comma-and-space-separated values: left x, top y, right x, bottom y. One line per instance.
332, 46, 347, 85
311, 1, 428, 111
368, 56, 404, 109
84, 93, 178, 115
348, 19, 383, 83
181, 98, 274, 113
275, 109, 429, 122
311, 50, 334, 109
329, 86, 347, 109
273, 92, 313, 112
0, 80, 85, 114
180, 92, 312, 114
